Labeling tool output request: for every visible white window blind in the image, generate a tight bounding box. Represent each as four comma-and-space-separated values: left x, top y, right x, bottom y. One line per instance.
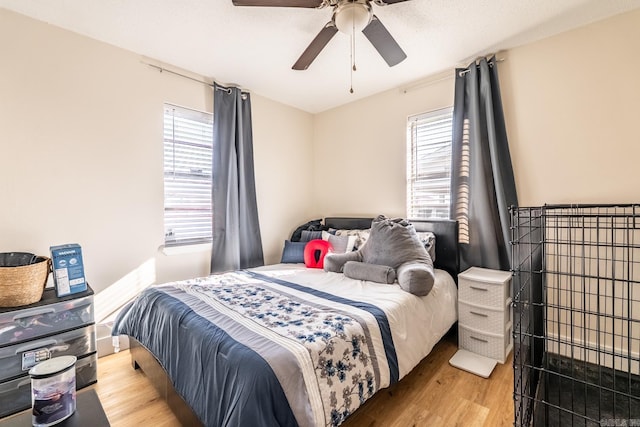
406, 107, 453, 220
163, 104, 213, 246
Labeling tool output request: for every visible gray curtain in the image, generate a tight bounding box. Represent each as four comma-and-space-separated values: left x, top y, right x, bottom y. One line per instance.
210, 83, 264, 273
450, 57, 518, 271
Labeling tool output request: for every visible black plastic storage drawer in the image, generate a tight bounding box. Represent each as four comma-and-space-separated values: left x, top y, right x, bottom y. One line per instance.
0, 352, 97, 418
0, 291, 94, 347
75, 352, 98, 388
0, 324, 96, 382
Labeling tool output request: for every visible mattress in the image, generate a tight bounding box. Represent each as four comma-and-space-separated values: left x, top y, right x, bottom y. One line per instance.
112, 264, 457, 427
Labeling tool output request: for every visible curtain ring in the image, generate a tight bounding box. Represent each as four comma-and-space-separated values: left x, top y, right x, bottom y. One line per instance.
215, 85, 233, 94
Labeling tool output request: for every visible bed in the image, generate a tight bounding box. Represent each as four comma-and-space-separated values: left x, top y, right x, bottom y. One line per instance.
112, 217, 459, 427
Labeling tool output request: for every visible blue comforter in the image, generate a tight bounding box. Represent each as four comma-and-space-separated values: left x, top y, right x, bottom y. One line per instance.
112, 270, 398, 427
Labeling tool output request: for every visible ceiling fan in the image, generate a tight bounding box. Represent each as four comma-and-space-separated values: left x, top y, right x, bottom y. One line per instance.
232, 0, 409, 71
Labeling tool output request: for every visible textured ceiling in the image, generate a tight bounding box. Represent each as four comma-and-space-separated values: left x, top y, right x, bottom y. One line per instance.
1, 0, 639, 113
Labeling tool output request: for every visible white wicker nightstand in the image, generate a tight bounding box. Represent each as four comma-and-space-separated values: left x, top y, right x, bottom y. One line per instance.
449, 267, 512, 378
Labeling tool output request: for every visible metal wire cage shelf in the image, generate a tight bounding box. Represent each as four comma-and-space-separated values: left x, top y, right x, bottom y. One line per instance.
512, 204, 640, 427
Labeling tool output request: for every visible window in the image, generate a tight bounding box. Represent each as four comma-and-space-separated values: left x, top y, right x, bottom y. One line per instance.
406, 107, 454, 220
163, 104, 213, 246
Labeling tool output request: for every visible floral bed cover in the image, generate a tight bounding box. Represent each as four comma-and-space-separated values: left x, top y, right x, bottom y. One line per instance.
112, 265, 457, 427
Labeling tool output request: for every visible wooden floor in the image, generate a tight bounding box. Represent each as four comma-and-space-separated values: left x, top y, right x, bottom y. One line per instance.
93, 332, 513, 426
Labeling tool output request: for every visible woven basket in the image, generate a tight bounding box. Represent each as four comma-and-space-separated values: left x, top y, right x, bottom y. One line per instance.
0, 256, 51, 307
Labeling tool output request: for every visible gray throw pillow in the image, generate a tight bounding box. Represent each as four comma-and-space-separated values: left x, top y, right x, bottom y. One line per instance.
321, 232, 356, 253
300, 230, 323, 242
343, 261, 396, 284
324, 215, 435, 296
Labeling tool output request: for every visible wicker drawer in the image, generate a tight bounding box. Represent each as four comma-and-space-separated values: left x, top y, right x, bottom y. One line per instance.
0, 324, 96, 382
459, 324, 512, 363
458, 267, 510, 309
458, 300, 510, 335
0, 295, 94, 347
0, 352, 97, 418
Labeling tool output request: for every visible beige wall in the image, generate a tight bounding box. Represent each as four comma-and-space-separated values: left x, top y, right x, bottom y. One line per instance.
500, 8, 640, 206
0, 9, 315, 313
3, 7, 640, 317
313, 8, 640, 214
312, 75, 454, 218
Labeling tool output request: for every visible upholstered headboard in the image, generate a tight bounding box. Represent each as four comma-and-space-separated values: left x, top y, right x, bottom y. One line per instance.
324, 217, 460, 281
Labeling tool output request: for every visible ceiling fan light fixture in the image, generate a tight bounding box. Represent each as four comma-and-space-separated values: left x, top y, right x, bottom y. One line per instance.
334, 2, 371, 34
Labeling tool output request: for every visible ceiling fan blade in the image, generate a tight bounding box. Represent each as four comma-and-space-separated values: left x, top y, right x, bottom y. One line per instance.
362, 15, 407, 67
292, 22, 338, 70
232, 0, 323, 7
374, 0, 410, 4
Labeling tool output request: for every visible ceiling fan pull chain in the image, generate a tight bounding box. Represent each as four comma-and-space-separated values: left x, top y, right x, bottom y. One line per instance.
350, 50, 354, 93
349, 11, 356, 93
352, 11, 357, 72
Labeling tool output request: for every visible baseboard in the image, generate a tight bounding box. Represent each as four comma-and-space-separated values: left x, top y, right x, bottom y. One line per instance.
96, 322, 129, 357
